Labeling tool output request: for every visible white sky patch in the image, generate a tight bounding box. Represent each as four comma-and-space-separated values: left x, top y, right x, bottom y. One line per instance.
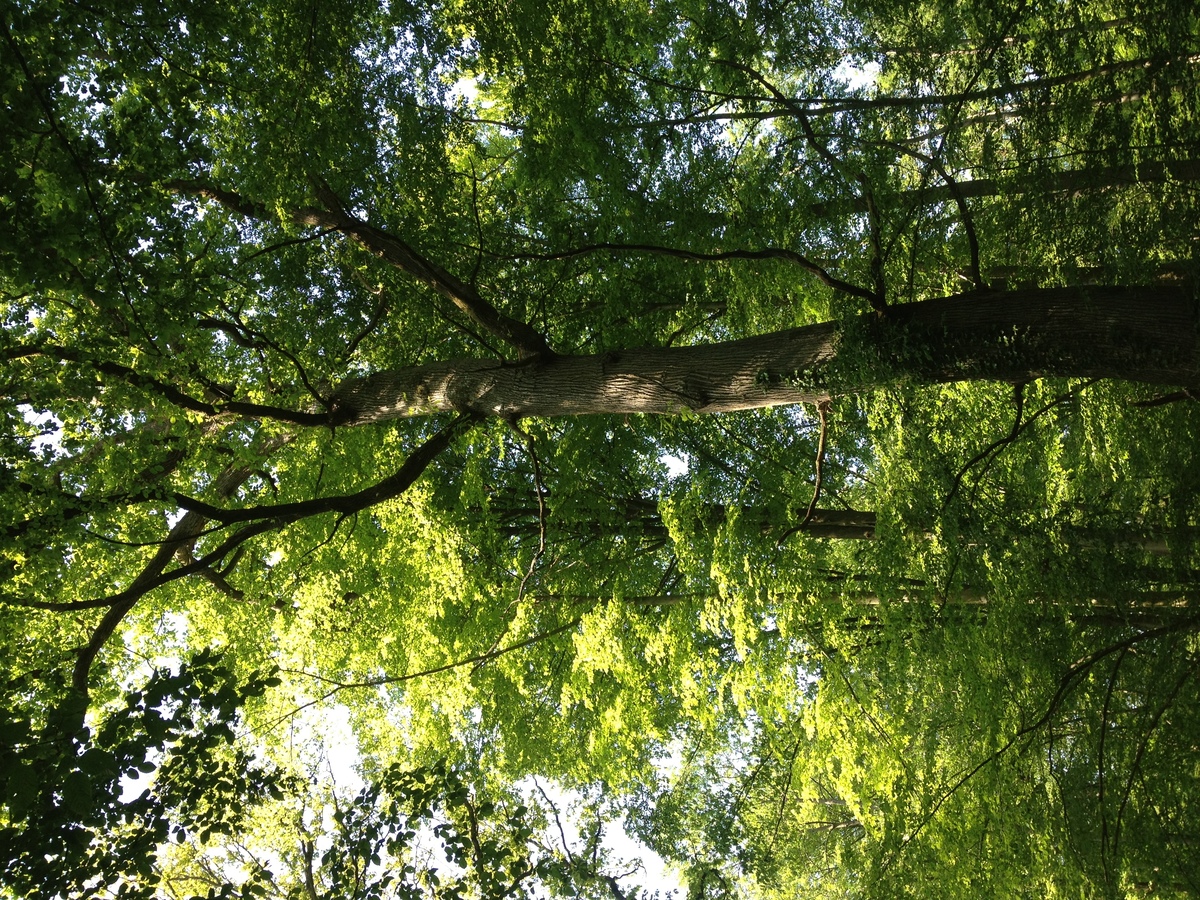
450, 76, 479, 104
19, 404, 64, 457
119, 762, 156, 803
662, 453, 689, 479
115, 613, 191, 803
307, 702, 365, 794
833, 59, 881, 92
602, 815, 682, 895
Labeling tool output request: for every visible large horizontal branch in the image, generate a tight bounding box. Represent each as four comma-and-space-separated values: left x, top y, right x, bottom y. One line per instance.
329, 286, 1198, 424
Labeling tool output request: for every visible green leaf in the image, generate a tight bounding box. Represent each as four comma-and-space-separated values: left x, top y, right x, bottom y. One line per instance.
61, 770, 93, 817
6, 765, 40, 817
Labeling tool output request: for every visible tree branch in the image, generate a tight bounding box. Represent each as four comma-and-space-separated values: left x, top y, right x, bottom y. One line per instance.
6, 343, 339, 427
870, 139, 985, 289
173, 416, 473, 524
775, 400, 834, 545
885, 614, 1200, 871
491, 242, 879, 304
69, 419, 464, 701
941, 380, 1096, 512
717, 60, 887, 311
272, 615, 583, 725
166, 179, 555, 360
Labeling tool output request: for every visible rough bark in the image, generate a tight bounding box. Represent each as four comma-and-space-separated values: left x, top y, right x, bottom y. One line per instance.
332, 286, 1198, 423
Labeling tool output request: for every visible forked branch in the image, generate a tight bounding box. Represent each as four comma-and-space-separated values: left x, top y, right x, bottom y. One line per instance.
167, 178, 555, 360
717, 60, 888, 312
68, 419, 468, 700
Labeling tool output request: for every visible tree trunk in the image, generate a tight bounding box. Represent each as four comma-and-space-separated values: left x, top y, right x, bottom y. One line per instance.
495, 499, 877, 541
332, 286, 1196, 422
814, 158, 1200, 217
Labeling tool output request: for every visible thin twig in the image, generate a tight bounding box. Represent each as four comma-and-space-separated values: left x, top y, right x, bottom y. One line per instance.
1112, 655, 1199, 857
776, 400, 832, 545
884, 615, 1200, 871
870, 139, 985, 289
533, 778, 576, 866
270, 616, 582, 728
490, 242, 880, 305
236, 228, 338, 266
771, 738, 803, 850
513, 424, 549, 605
1096, 646, 1128, 886
942, 383, 1026, 512
943, 380, 1089, 513
468, 161, 485, 286
800, 400, 832, 527
1133, 388, 1198, 408
341, 280, 390, 362
716, 60, 886, 311
472, 422, 552, 669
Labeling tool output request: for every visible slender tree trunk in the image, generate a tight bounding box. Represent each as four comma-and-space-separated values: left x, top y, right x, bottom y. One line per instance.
814, 158, 1200, 216
496, 500, 877, 541
332, 286, 1197, 422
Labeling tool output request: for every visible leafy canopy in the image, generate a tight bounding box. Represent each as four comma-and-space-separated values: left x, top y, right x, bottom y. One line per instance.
2, 0, 1200, 896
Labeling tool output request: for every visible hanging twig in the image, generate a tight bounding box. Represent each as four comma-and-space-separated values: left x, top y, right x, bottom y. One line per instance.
1133, 388, 1198, 408
771, 738, 803, 851
341, 279, 390, 363
492, 241, 880, 306
777, 399, 832, 545
468, 161, 486, 286
470, 421, 552, 669
1096, 646, 1129, 886
511, 419, 549, 605
869, 139, 985, 289
942, 383, 1026, 512
883, 614, 1200, 873
801, 399, 832, 526
1111, 658, 1198, 860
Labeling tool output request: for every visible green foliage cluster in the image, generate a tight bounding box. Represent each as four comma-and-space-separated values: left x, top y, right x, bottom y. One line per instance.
0, 651, 280, 899
275, 762, 573, 900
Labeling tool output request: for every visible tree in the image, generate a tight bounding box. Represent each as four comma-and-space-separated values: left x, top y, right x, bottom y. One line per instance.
3, 0, 1199, 896
0, 651, 283, 899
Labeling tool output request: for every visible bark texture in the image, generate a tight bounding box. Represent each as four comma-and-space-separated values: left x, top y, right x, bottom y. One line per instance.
332, 286, 1197, 423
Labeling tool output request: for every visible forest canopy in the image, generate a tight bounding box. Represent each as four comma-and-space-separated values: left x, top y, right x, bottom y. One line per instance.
2, 0, 1200, 897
